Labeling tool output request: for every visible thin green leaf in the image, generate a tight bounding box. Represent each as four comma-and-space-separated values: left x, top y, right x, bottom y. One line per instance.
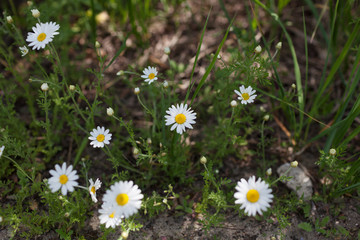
104, 34, 129, 71
184, 9, 212, 103
190, 19, 233, 105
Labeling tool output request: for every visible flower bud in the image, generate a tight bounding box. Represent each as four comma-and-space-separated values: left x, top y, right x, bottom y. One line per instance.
6, 16, 13, 24
27, 1, 33, 6
291, 83, 296, 89
276, 42, 282, 50
64, 212, 70, 217
230, 100, 238, 108
41, 83, 49, 91
266, 168, 272, 176
255, 45, 262, 54
133, 148, 139, 155
163, 80, 169, 88
147, 138, 152, 145
31, 9, 40, 18
106, 107, 114, 117
164, 47, 170, 55
329, 148, 336, 156
116, 70, 124, 76
121, 231, 129, 239
260, 106, 266, 112
134, 87, 140, 95
263, 114, 270, 121
200, 156, 207, 165
95, 41, 101, 48
290, 161, 298, 168
69, 85, 75, 91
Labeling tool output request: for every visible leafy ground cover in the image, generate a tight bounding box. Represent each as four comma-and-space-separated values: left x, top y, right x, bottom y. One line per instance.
1, 0, 360, 239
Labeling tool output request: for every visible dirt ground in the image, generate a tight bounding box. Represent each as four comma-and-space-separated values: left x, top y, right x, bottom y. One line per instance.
1, 0, 360, 239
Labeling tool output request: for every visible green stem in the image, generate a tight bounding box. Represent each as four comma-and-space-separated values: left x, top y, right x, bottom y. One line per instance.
270, 166, 292, 186
4, 155, 33, 182
104, 145, 142, 175
137, 95, 155, 118
260, 120, 266, 172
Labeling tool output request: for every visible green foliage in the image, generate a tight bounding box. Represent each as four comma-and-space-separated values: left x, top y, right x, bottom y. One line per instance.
0, 0, 359, 239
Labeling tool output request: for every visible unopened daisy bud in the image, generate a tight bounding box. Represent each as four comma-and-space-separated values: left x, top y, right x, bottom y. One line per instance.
0, 216, 3, 222
164, 47, 170, 55
291, 83, 296, 89
217, 54, 221, 59
134, 87, 140, 95
255, 45, 262, 54
147, 138, 152, 145
41, 83, 49, 91
163, 80, 169, 88
329, 148, 336, 156
263, 114, 270, 121
271, 237, 276, 240
6, 16, 13, 24
159, 142, 163, 148
106, 107, 114, 117
162, 198, 167, 204
31, 9, 40, 18
69, 85, 75, 91
266, 168, 272, 176
64, 212, 70, 217
230, 100, 238, 108
121, 231, 129, 239
27, 1, 33, 6
260, 106, 266, 112
200, 156, 207, 165
95, 41, 101, 48
290, 161, 298, 168
276, 42, 282, 50
116, 70, 124, 76
133, 148, 139, 155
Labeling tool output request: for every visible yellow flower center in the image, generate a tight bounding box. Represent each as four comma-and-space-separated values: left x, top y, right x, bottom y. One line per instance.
175, 113, 186, 124
116, 193, 129, 206
246, 189, 260, 203
59, 174, 68, 185
148, 73, 155, 79
91, 186, 96, 194
96, 134, 105, 142
37, 33, 47, 42
242, 93, 250, 100
109, 212, 115, 218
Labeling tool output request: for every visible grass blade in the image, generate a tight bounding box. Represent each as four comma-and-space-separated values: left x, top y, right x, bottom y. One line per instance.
190, 19, 233, 105
184, 9, 212, 103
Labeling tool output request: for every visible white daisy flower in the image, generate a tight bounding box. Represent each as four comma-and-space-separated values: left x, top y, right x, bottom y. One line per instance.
234, 85, 257, 105
102, 180, 143, 218
98, 205, 122, 228
48, 162, 79, 196
0, 146, 5, 158
88, 126, 112, 148
26, 22, 60, 50
19, 46, 29, 57
89, 178, 102, 203
234, 176, 273, 216
141, 66, 158, 84
164, 103, 196, 135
